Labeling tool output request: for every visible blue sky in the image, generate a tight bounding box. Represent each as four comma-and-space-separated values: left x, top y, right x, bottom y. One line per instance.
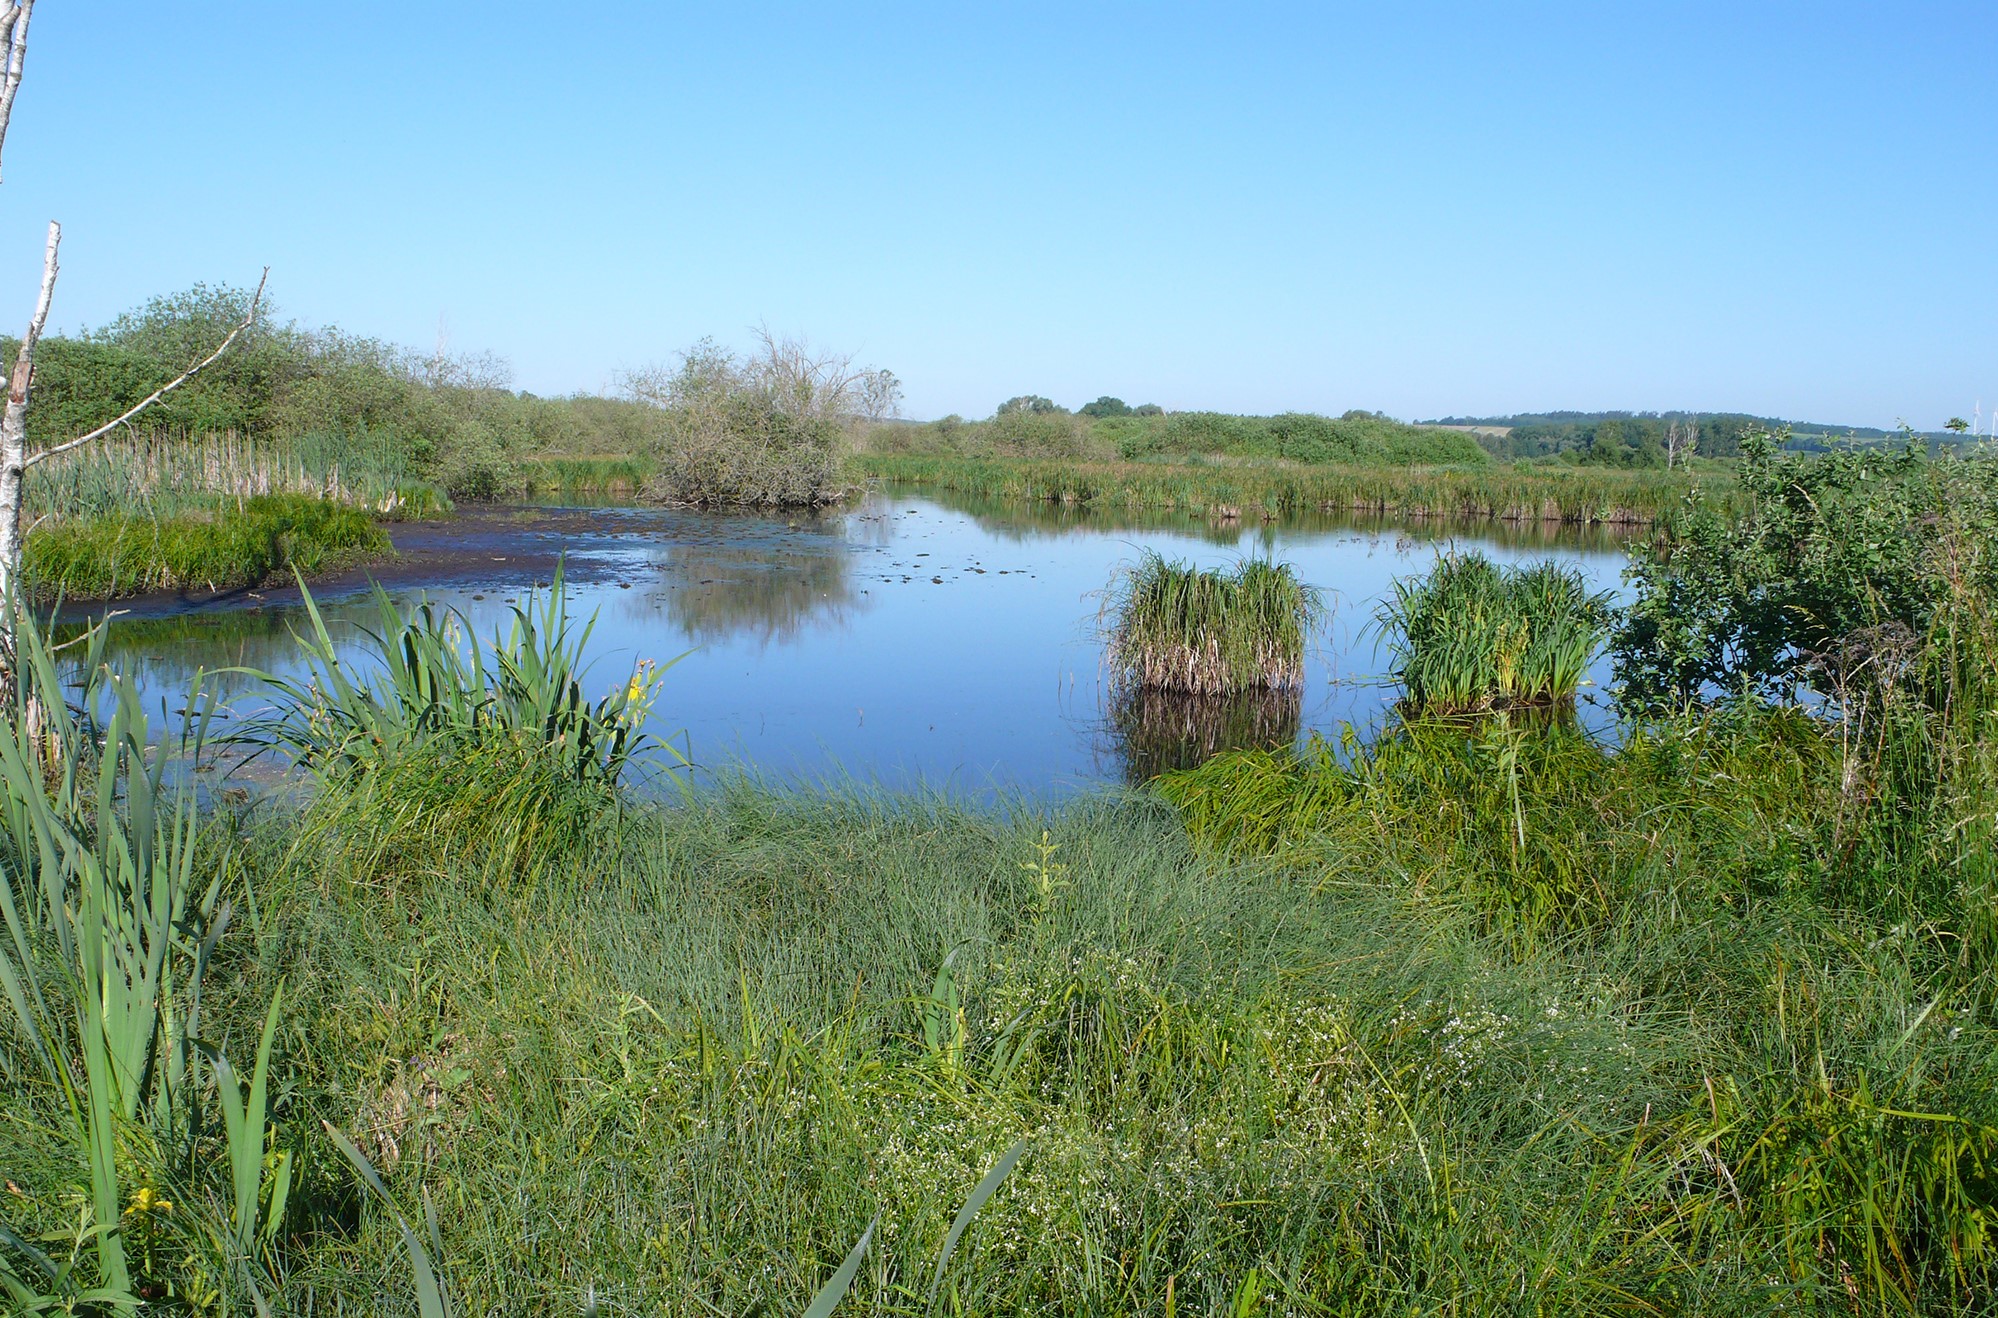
2, 2, 1992, 427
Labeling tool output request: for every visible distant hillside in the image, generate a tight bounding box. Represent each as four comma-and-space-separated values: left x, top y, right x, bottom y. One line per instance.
1421, 411, 1971, 463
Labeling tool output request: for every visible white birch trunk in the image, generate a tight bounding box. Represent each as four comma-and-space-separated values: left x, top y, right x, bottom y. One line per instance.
0, 219, 58, 633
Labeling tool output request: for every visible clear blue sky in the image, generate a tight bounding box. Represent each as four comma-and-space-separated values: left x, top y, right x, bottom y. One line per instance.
3, 2, 1993, 428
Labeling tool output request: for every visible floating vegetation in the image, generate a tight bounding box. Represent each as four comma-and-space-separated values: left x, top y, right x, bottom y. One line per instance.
1105, 551, 1325, 696
1378, 552, 1611, 714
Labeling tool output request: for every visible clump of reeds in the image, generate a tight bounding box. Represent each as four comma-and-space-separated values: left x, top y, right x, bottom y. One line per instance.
1378, 552, 1611, 714
1105, 551, 1325, 696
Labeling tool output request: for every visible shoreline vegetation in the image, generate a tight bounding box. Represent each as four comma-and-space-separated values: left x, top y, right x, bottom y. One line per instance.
853, 453, 1706, 525
6, 435, 1996, 1310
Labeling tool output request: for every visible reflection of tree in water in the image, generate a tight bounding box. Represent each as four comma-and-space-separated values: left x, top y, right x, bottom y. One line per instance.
894, 484, 1635, 552
1106, 685, 1303, 784
658, 527, 861, 648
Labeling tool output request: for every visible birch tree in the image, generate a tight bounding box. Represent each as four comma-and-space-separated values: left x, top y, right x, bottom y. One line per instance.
0, 0, 264, 677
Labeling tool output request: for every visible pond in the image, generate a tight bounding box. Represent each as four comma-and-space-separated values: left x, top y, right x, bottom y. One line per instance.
85, 487, 1635, 794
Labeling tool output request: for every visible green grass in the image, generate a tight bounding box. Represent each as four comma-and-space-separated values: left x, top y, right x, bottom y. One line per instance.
21, 493, 391, 601
5, 489, 1997, 1313
856, 453, 1712, 526
517, 453, 656, 498
1379, 552, 1613, 714
1104, 551, 1325, 696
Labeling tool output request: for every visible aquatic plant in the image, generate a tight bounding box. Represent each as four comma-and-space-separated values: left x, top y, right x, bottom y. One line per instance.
246, 571, 678, 793
21, 492, 390, 602
1104, 551, 1325, 696
0, 601, 291, 1309
1377, 552, 1611, 714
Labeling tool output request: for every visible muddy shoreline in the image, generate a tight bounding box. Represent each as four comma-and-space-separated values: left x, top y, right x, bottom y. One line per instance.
53, 505, 661, 623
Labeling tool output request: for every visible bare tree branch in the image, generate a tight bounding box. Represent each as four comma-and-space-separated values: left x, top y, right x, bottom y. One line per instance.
0, 0, 33, 182
26, 266, 271, 469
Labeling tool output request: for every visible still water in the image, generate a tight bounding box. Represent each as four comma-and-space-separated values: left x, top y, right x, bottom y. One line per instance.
91, 487, 1633, 794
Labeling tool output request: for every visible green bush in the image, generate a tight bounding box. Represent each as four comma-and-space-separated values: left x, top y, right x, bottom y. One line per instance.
1615, 434, 1998, 710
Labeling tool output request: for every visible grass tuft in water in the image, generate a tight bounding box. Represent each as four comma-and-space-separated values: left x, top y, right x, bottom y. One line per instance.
1104, 551, 1324, 696
1378, 551, 1611, 714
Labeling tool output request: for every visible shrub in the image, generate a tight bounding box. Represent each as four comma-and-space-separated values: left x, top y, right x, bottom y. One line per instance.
1614, 433, 1998, 711
627, 333, 898, 508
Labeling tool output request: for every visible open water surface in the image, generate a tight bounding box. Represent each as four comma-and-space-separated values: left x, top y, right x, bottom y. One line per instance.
88, 487, 1634, 793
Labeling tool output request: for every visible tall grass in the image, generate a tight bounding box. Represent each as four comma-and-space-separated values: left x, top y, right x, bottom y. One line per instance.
1104, 551, 1325, 696
517, 454, 655, 499
21, 492, 390, 602
857, 453, 1710, 525
1378, 552, 1612, 714
238, 572, 682, 889
0, 603, 292, 1310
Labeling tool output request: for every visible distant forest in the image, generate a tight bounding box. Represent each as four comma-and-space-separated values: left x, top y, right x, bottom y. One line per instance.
1426, 410, 1972, 465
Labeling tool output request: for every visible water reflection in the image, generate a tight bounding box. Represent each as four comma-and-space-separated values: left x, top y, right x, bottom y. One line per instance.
914, 485, 1638, 553
655, 523, 862, 648
1103, 686, 1304, 783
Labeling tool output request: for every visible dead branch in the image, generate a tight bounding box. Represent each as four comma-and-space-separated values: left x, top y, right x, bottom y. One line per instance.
0, 1, 33, 181
26, 266, 270, 469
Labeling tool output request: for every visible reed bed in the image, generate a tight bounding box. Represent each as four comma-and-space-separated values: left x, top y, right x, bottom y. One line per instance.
24, 428, 441, 525
856, 453, 1713, 526
1104, 551, 1325, 696
1378, 552, 1612, 714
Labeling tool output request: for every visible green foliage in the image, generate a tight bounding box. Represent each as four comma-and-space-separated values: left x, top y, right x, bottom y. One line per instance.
22, 493, 389, 602
1105, 552, 1325, 696
856, 453, 1706, 525
996, 395, 1064, 416
9, 284, 671, 506
1077, 396, 1134, 418
1614, 434, 1998, 710
0, 606, 292, 1309
1103, 410, 1489, 465
1379, 552, 1612, 714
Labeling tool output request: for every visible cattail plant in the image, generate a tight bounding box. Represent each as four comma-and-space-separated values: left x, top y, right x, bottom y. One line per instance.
1104, 551, 1325, 697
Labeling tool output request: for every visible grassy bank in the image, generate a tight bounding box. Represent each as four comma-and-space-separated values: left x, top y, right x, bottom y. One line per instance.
856, 453, 1711, 525
6, 670, 1994, 1311
21, 493, 391, 601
